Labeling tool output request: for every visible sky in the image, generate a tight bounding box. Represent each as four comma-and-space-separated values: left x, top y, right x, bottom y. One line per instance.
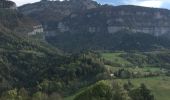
12, 0, 170, 9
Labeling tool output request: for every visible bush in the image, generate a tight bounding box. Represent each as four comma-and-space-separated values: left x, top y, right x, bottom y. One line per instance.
129, 83, 154, 100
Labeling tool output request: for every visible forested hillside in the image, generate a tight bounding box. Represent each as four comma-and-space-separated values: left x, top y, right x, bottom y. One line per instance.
0, 6, 107, 99
0, 0, 170, 100
0, 9, 37, 35
0, 29, 108, 99
46, 31, 170, 52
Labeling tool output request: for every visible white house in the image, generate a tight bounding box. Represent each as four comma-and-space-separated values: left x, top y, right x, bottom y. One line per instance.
28, 25, 44, 35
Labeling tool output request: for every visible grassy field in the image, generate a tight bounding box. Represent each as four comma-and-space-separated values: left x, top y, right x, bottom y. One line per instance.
64, 96, 75, 100
105, 64, 161, 73
121, 76, 170, 100
65, 76, 170, 100
64, 88, 86, 100
102, 52, 163, 71
102, 52, 170, 100
102, 52, 132, 66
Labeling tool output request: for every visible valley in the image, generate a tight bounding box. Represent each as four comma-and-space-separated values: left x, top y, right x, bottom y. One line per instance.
0, 0, 170, 100
64, 51, 170, 100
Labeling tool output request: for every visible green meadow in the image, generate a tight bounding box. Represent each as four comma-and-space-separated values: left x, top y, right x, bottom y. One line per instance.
122, 76, 170, 100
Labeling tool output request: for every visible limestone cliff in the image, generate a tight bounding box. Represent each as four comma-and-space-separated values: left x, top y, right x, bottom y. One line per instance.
59, 5, 170, 36
18, 1, 170, 52
20, 1, 170, 36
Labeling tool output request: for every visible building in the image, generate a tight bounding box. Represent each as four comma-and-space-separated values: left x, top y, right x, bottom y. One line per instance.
28, 25, 44, 35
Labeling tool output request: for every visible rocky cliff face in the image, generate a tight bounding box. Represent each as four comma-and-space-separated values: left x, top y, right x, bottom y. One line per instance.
58, 5, 170, 36
0, 0, 16, 9
18, 1, 170, 52
19, 1, 170, 36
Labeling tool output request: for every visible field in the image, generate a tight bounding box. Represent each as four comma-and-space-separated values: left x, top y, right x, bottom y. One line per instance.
121, 76, 170, 100
101, 52, 131, 66
65, 76, 170, 100
102, 52, 163, 73
64, 52, 170, 100
102, 52, 170, 100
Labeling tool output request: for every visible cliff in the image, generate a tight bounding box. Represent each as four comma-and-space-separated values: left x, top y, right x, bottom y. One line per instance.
19, 1, 170, 36
0, 0, 16, 9
59, 5, 170, 36
19, 1, 170, 52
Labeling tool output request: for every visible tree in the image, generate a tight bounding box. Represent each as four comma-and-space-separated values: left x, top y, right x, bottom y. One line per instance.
48, 93, 63, 100
18, 88, 29, 100
74, 81, 113, 100
123, 80, 134, 91
32, 92, 48, 100
129, 83, 154, 100
111, 81, 131, 100
74, 81, 131, 100
0, 89, 19, 100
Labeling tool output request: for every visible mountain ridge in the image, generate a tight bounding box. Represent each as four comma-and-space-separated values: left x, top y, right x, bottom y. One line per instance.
19, 1, 170, 36
19, 1, 170, 52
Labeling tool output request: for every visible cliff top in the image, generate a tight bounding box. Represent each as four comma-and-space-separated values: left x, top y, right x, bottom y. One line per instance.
0, 0, 16, 9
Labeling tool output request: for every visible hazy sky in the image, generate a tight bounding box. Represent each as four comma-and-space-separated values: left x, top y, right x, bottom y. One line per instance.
12, 0, 170, 9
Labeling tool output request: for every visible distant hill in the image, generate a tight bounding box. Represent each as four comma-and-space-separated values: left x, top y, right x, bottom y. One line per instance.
19, 1, 170, 52
19, 0, 99, 24
19, 1, 170, 36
